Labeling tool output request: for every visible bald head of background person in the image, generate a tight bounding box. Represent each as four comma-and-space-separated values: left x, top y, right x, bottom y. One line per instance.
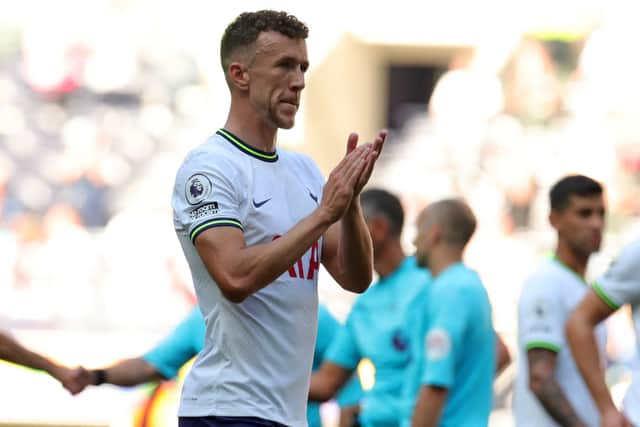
407, 198, 496, 427
413, 198, 477, 275
309, 188, 429, 427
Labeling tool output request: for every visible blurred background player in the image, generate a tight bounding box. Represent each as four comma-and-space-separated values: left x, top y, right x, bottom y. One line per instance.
404, 198, 496, 427
514, 174, 607, 427
566, 238, 640, 427
309, 188, 431, 427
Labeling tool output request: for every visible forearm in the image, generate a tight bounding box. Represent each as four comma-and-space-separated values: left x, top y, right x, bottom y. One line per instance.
566, 316, 615, 413
308, 363, 351, 402
0, 332, 59, 376
198, 208, 332, 302
336, 200, 373, 293
531, 377, 587, 427
412, 385, 446, 427
97, 358, 164, 387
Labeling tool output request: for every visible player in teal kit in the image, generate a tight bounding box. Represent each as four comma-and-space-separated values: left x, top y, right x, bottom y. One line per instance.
404, 199, 495, 427
309, 189, 431, 427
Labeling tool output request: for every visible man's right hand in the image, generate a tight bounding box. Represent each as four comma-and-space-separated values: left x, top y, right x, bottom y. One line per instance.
320, 136, 373, 224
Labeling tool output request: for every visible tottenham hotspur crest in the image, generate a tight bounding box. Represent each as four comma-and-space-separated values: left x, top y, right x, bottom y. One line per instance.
186, 173, 212, 205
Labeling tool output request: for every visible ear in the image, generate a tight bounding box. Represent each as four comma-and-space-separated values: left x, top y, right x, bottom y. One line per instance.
429, 223, 443, 244
228, 62, 250, 91
549, 210, 559, 230
370, 216, 389, 242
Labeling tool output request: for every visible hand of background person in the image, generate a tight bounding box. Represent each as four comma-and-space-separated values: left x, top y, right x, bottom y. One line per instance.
320, 141, 373, 223
61, 365, 94, 395
600, 408, 633, 427
49, 364, 87, 395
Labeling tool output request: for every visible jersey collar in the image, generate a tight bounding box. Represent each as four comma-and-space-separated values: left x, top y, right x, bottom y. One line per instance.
217, 129, 279, 163
551, 255, 588, 286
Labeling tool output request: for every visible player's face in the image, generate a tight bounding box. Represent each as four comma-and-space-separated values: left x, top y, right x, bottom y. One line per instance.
553, 194, 605, 257
247, 31, 308, 130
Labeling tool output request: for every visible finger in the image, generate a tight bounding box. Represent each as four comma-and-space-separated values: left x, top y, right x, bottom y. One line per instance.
331, 138, 365, 179
343, 144, 371, 180
346, 133, 359, 155
334, 143, 370, 180
345, 147, 371, 186
372, 129, 387, 156
354, 151, 378, 191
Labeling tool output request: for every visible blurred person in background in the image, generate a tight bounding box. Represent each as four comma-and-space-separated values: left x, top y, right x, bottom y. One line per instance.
171, 10, 385, 427
68, 304, 349, 427
0, 329, 79, 394
403, 199, 496, 427
566, 238, 640, 427
309, 188, 431, 427
514, 174, 607, 427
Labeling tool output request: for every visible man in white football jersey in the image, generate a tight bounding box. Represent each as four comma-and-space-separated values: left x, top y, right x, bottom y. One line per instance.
515, 174, 607, 427
172, 10, 386, 427
567, 238, 640, 427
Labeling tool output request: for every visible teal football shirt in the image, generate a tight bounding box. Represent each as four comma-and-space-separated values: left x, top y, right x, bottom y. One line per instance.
326, 257, 431, 427
403, 262, 495, 427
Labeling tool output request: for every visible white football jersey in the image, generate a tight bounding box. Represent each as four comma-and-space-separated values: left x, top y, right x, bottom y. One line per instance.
593, 239, 640, 426
172, 129, 325, 426
515, 258, 607, 427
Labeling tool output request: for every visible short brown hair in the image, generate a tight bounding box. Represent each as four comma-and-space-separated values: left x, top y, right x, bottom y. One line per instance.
220, 10, 309, 73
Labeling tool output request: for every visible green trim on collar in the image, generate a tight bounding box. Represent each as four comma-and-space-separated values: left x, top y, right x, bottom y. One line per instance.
217, 129, 278, 162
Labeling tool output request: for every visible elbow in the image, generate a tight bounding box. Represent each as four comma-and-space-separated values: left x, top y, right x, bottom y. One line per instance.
345, 270, 372, 294
528, 372, 549, 398
217, 279, 252, 303
221, 288, 250, 304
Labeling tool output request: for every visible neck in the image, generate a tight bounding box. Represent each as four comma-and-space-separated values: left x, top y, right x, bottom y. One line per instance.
555, 242, 589, 278
428, 245, 463, 277
374, 240, 406, 278
225, 98, 278, 152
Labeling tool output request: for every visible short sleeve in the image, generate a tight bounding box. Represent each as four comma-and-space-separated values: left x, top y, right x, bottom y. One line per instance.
518, 278, 563, 353
143, 307, 206, 379
421, 286, 467, 388
594, 240, 640, 309
173, 150, 244, 244
325, 313, 362, 371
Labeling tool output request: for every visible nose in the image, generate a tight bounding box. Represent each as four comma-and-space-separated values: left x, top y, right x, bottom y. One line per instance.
291, 68, 305, 92
590, 212, 605, 232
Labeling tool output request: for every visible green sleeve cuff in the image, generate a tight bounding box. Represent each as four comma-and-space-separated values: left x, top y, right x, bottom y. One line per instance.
525, 341, 560, 352
592, 281, 621, 311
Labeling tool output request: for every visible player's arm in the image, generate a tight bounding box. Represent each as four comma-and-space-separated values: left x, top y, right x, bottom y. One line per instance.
495, 332, 511, 376
92, 358, 165, 387
0, 330, 76, 393
566, 290, 619, 418
196, 144, 372, 302
321, 131, 386, 293
309, 361, 353, 402
527, 348, 588, 427
412, 385, 447, 427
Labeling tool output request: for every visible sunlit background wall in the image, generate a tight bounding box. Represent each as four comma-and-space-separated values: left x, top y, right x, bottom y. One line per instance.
1, 0, 639, 426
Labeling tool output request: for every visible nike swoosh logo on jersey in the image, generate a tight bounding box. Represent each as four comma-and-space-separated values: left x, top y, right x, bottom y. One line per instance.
309, 191, 318, 203
253, 198, 271, 208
